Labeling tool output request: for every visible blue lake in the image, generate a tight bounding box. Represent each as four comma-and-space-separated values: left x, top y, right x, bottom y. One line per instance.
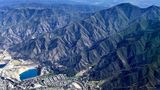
0, 64, 6, 68
20, 69, 39, 80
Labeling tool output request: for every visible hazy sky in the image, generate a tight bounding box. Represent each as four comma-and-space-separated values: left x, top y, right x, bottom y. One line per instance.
0, 0, 160, 7
70, 0, 160, 7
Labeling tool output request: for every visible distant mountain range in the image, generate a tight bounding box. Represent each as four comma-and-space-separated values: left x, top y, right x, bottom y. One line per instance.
0, 0, 78, 7
0, 0, 160, 7
0, 3, 160, 89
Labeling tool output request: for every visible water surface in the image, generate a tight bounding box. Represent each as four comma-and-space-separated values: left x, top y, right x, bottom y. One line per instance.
20, 69, 39, 80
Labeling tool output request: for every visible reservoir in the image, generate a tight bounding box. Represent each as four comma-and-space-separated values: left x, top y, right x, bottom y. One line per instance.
0, 64, 6, 68
20, 69, 39, 80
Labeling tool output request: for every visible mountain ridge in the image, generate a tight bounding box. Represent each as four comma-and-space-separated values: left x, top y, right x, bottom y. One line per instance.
8, 2, 160, 69
1, 3, 160, 89
0, 4, 104, 50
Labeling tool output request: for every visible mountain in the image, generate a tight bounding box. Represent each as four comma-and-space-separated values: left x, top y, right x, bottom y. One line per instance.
0, 4, 104, 49
5, 3, 160, 89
